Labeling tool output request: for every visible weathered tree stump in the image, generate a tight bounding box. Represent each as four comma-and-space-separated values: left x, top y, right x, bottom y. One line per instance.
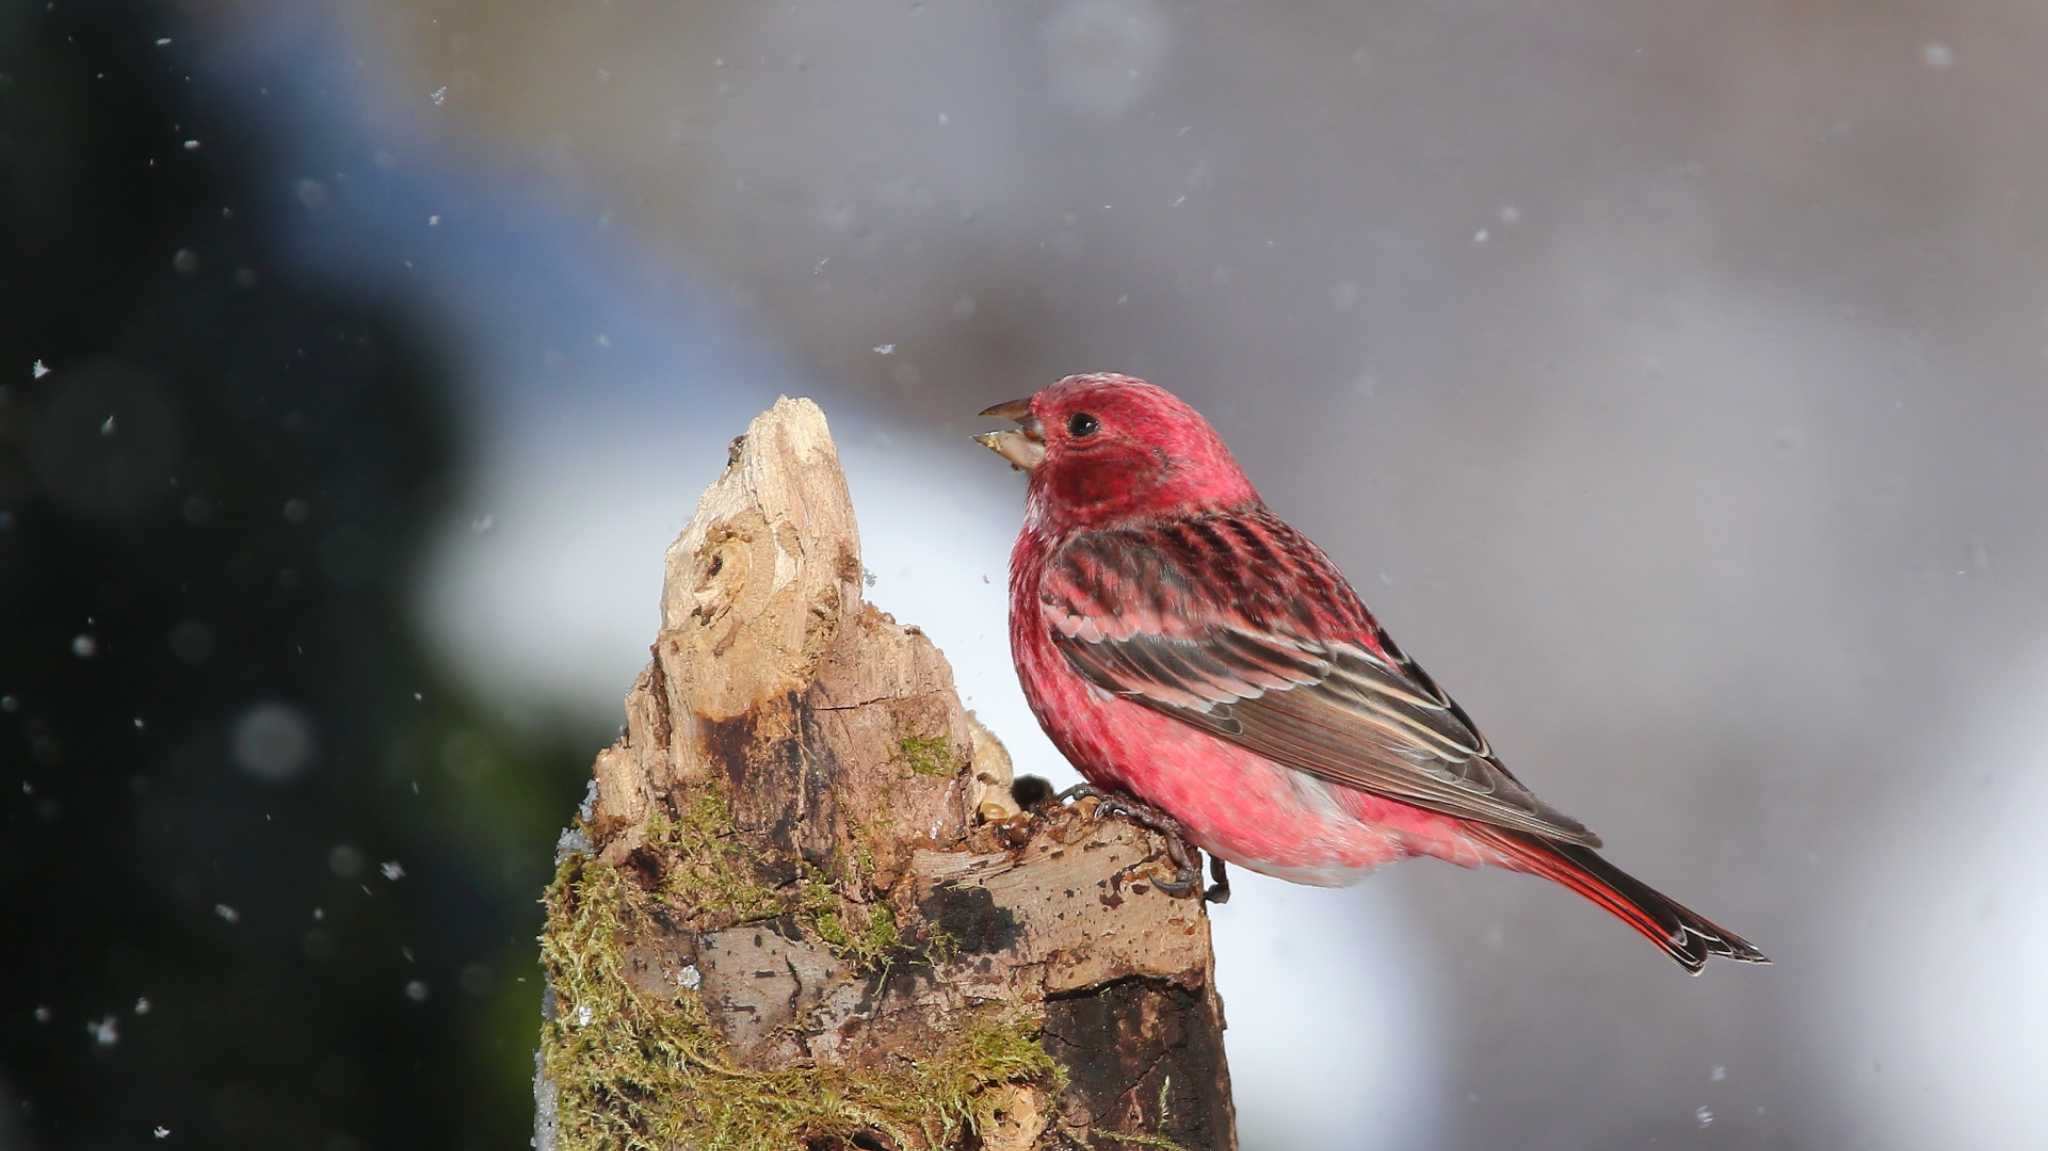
534, 398, 1236, 1151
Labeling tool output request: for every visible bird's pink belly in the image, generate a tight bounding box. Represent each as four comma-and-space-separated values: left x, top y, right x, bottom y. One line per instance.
1020, 642, 1438, 884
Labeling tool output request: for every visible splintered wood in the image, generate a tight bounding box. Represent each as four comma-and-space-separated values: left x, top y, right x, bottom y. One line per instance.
536, 398, 1235, 1151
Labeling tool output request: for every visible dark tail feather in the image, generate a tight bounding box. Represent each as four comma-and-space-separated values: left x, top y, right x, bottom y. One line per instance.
1474, 828, 1770, 974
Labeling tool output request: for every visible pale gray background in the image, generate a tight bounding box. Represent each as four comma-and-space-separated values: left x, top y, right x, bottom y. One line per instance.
192, 2, 2048, 1147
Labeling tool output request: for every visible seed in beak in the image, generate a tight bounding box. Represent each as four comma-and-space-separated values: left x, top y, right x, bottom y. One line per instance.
974, 398, 1045, 471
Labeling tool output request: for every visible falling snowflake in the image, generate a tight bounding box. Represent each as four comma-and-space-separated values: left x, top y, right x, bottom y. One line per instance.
328, 844, 365, 877
871, 343, 896, 355
31, 360, 50, 379
88, 1015, 120, 1046
1695, 1105, 1715, 1129
381, 861, 406, 881
134, 996, 152, 1015
430, 86, 449, 106
214, 903, 241, 925
154, 1127, 172, 1139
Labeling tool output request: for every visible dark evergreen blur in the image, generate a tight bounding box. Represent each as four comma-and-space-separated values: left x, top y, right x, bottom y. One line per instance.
2, 6, 594, 1148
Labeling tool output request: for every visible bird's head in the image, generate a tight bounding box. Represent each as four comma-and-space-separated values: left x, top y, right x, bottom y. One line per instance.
975, 373, 1259, 531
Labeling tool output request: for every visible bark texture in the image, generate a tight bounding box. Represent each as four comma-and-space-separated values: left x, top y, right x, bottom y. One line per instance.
535, 398, 1236, 1151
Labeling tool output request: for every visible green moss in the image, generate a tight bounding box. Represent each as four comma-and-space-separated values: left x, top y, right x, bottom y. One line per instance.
921, 925, 961, 968
1093, 1077, 1189, 1149
839, 815, 884, 886
1100, 1134, 1192, 1150
637, 784, 924, 974
645, 789, 783, 926
540, 842, 1062, 1151
898, 734, 956, 778
799, 869, 903, 972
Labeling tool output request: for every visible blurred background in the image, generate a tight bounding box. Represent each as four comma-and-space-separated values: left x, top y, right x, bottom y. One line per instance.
7, 1, 2046, 1147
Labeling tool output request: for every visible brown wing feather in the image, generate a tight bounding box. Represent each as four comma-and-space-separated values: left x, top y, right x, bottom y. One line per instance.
1044, 516, 1602, 848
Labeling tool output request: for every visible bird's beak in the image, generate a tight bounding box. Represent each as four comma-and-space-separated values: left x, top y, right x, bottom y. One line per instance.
974, 398, 1045, 472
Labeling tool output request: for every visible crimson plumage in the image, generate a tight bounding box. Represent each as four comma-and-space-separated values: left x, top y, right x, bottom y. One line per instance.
978, 373, 1767, 973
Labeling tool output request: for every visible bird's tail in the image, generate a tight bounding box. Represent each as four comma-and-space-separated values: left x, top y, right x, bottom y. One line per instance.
1471, 827, 1770, 974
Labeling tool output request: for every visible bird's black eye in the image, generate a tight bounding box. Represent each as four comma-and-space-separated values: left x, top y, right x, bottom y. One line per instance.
1067, 412, 1100, 438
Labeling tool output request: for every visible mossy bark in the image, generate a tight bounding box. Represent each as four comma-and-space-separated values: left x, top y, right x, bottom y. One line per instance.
534, 399, 1236, 1151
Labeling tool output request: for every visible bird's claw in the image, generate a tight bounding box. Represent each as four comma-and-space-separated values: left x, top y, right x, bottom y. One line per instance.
1049, 783, 1224, 902
1206, 854, 1231, 904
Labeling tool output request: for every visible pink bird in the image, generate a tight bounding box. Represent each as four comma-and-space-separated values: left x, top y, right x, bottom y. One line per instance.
976, 373, 1767, 973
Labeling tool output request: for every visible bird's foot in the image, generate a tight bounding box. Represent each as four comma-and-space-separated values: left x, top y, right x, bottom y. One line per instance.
1050, 783, 1224, 902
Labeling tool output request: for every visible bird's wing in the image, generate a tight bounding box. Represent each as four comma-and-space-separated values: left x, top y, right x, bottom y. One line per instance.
1041, 510, 1601, 847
